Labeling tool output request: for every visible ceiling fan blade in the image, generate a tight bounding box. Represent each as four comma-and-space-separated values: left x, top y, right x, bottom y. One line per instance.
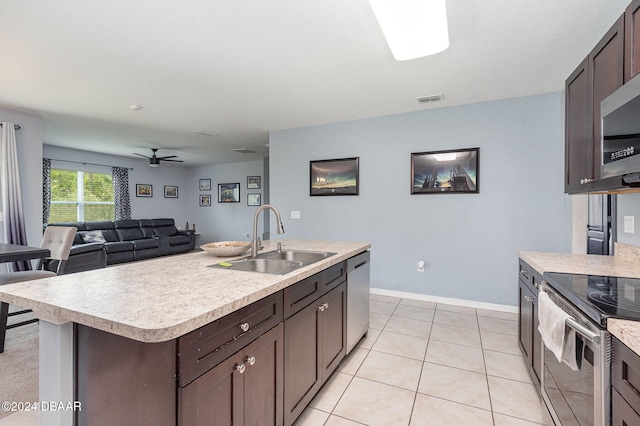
157, 155, 178, 160
133, 152, 151, 159
162, 159, 184, 163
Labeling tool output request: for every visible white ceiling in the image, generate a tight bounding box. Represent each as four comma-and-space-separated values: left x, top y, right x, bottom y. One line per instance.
0, 0, 630, 166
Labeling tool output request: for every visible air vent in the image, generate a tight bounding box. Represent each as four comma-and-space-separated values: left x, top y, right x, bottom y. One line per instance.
231, 148, 257, 154
194, 130, 218, 137
416, 94, 443, 103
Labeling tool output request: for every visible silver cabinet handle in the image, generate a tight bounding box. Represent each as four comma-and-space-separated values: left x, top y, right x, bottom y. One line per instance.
245, 356, 256, 366
524, 296, 535, 302
234, 363, 246, 374
323, 302, 329, 310
317, 304, 325, 312
239, 322, 250, 332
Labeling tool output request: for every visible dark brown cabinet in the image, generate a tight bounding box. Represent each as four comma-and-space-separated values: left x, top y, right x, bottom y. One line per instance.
517, 259, 542, 386
565, 15, 625, 193
612, 336, 640, 425
178, 323, 284, 426
284, 279, 347, 425
626, 0, 640, 82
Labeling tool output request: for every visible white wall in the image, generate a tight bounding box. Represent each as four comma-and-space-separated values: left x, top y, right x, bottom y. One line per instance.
188, 160, 265, 244
43, 146, 191, 226
617, 193, 640, 245
0, 108, 43, 249
269, 92, 570, 306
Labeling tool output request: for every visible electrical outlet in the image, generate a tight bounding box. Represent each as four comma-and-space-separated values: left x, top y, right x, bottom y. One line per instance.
624, 216, 635, 234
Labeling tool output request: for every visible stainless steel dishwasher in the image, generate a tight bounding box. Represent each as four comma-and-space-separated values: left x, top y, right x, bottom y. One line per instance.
346, 251, 370, 354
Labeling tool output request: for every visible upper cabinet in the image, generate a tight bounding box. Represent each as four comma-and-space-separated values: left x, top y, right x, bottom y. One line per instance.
625, 0, 640, 82
565, 15, 624, 193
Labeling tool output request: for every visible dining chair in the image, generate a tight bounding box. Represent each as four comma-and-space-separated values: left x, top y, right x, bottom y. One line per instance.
0, 226, 76, 353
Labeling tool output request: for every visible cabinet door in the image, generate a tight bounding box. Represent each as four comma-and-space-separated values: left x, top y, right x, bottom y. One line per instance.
565, 58, 591, 191
244, 323, 284, 426
178, 350, 245, 426
321, 281, 347, 379
626, 0, 640, 82
284, 299, 322, 425
518, 280, 533, 361
589, 15, 625, 180
612, 388, 640, 426
530, 287, 542, 386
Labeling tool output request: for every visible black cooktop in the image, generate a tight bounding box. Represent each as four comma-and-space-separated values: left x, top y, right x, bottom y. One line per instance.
543, 272, 640, 326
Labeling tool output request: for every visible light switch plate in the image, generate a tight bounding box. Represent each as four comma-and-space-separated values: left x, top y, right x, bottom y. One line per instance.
291, 211, 301, 219
624, 215, 635, 234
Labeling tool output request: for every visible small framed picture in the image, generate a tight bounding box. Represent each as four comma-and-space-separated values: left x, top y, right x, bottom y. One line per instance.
310, 157, 359, 196
136, 184, 153, 197
199, 194, 211, 206
164, 186, 178, 198
411, 147, 479, 194
247, 176, 261, 189
199, 178, 211, 191
218, 183, 240, 203
247, 193, 261, 206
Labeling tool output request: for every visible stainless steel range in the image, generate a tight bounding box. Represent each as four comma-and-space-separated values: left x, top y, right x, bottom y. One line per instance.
541, 273, 640, 426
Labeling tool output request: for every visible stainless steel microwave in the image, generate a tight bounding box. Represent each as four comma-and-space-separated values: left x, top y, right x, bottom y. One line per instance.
601, 73, 640, 180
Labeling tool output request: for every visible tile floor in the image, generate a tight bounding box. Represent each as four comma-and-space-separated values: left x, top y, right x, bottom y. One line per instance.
293, 294, 552, 426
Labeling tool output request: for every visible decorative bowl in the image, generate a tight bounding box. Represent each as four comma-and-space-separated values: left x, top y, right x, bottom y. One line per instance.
200, 241, 251, 257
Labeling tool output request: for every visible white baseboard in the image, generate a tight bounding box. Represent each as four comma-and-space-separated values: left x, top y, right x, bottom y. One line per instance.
370, 287, 518, 314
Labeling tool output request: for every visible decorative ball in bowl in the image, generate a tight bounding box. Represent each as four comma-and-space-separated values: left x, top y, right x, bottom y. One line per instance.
200, 241, 251, 257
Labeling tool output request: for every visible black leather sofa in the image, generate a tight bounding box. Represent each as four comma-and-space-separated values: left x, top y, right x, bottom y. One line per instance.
47, 218, 195, 273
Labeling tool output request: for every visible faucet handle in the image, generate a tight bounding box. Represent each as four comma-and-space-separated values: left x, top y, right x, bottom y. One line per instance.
256, 237, 261, 246
277, 242, 283, 253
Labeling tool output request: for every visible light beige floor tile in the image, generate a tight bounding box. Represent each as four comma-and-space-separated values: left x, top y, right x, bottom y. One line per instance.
0, 411, 38, 426
435, 303, 477, 316
410, 394, 493, 426
294, 407, 330, 425
338, 347, 368, 375
370, 300, 397, 315
399, 298, 437, 309
484, 350, 533, 383
488, 376, 549, 424
332, 377, 414, 426
371, 331, 428, 360
478, 316, 518, 336
493, 412, 551, 426
370, 313, 390, 330
433, 310, 478, 330
356, 328, 381, 350
383, 316, 431, 338
392, 305, 435, 322
430, 322, 481, 348
356, 351, 423, 391
418, 362, 491, 410
480, 329, 521, 355
309, 372, 353, 412
477, 308, 518, 321
370, 294, 401, 304
325, 415, 364, 426
425, 340, 486, 373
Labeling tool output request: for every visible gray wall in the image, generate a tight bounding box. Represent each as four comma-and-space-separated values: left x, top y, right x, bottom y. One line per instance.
269, 92, 569, 306
189, 160, 265, 245
617, 193, 640, 246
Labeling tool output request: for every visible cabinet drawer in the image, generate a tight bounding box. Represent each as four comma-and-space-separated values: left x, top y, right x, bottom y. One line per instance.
178, 291, 283, 386
612, 336, 640, 412
323, 261, 346, 293
284, 272, 323, 318
518, 259, 540, 295
613, 387, 640, 425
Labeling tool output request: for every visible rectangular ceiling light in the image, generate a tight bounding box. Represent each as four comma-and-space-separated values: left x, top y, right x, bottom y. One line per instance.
368, 0, 449, 61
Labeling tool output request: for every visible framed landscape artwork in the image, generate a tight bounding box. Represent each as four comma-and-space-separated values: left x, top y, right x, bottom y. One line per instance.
199, 178, 211, 191
310, 157, 359, 196
247, 193, 261, 206
199, 194, 211, 206
164, 186, 178, 198
136, 184, 153, 197
218, 183, 240, 203
411, 148, 479, 194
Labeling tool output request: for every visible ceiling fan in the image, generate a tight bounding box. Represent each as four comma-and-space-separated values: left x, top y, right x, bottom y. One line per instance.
133, 148, 184, 167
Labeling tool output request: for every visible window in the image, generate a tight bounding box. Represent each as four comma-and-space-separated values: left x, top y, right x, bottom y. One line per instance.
49, 169, 114, 222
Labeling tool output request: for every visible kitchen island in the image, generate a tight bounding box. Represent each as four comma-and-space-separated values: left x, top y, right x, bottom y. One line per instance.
0, 239, 371, 426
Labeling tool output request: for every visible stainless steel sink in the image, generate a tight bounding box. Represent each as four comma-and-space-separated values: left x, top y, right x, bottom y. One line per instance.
215, 258, 305, 274
211, 249, 336, 274
256, 249, 336, 264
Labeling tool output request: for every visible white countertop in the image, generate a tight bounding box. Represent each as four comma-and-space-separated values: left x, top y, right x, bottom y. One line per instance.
0, 239, 370, 343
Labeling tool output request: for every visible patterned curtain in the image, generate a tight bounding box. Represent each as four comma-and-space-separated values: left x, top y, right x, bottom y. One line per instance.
112, 167, 131, 220
43, 158, 51, 225
0, 122, 31, 271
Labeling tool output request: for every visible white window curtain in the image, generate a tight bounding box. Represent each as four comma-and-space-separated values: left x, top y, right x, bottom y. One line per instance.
0, 122, 31, 271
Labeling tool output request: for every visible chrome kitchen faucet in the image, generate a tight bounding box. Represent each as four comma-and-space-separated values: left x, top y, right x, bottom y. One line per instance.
251, 204, 285, 257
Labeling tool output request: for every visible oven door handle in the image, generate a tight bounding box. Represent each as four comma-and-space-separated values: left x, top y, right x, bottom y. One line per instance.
566, 317, 600, 345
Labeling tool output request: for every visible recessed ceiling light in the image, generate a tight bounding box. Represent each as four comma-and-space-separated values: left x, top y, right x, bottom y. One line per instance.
129, 104, 143, 110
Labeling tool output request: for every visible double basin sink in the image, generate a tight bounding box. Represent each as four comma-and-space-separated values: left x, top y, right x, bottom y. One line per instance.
214, 250, 335, 275
214, 249, 336, 274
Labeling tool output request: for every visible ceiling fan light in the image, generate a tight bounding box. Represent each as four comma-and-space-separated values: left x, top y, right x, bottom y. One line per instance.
149, 163, 160, 167
368, 0, 449, 61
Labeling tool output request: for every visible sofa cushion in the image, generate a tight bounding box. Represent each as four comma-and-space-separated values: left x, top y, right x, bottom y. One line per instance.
116, 227, 144, 241
80, 230, 107, 243
168, 234, 191, 246
132, 238, 158, 250
154, 226, 178, 237
70, 242, 105, 255
104, 241, 134, 254
150, 218, 175, 227
138, 220, 155, 238
114, 219, 140, 229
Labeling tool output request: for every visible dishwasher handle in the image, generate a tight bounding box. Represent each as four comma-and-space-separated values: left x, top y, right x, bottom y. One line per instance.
346, 251, 370, 273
